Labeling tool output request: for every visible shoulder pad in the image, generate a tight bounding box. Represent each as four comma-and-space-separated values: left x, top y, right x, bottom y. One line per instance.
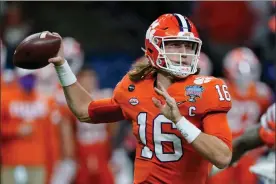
113, 74, 131, 103
186, 76, 232, 115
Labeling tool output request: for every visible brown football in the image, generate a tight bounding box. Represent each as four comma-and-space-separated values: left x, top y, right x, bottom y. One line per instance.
13, 31, 61, 69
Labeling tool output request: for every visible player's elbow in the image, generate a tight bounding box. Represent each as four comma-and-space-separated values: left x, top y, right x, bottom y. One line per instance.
69, 103, 93, 123
213, 151, 232, 169
77, 115, 92, 123
75, 107, 93, 123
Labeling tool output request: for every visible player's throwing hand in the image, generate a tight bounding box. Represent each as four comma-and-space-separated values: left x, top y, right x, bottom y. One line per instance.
48, 32, 65, 66
152, 82, 182, 123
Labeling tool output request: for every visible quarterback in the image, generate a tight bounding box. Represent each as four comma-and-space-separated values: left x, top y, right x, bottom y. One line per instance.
48, 14, 232, 184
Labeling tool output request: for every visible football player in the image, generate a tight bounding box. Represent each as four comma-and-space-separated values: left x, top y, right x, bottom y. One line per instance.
48, 37, 84, 184
231, 103, 275, 164
208, 47, 273, 184
1, 68, 61, 184
232, 103, 275, 184
210, 103, 275, 183
48, 13, 233, 184
51, 37, 116, 184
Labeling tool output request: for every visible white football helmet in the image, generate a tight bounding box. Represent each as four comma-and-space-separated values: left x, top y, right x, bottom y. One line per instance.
63, 37, 84, 75
223, 47, 261, 84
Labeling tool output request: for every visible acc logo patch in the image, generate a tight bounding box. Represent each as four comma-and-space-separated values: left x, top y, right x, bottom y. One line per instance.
185, 85, 204, 102
129, 98, 139, 106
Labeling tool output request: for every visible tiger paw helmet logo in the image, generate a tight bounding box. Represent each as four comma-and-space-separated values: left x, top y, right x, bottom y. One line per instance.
185, 85, 204, 102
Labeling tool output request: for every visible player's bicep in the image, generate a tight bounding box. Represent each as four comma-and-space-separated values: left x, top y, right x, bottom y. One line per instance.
203, 112, 232, 150
88, 98, 126, 123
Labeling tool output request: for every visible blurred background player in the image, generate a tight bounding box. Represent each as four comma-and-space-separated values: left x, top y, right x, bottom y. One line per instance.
50, 37, 118, 184
1, 39, 16, 88
1, 68, 61, 184
232, 103, 275, 184
208, 47, 273, 184
53, 67, 117, 184
211, 103, 275, 183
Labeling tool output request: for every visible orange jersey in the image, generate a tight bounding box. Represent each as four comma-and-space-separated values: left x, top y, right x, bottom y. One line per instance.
1, 84, 61, 166
226, 81, 272, 138
111, 74, 232, 184
55, 87, 114, 184
259, 103, 275, 147
55, 87, 112, 147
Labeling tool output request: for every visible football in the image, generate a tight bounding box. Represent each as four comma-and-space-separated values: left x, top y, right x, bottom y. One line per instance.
13, 31, 61, 69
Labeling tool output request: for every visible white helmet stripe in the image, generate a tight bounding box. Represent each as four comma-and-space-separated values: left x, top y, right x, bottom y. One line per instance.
175, 14, 189, 32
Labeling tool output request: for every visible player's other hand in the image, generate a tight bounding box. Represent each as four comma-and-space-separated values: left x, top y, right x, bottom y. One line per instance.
48, 32, 65, 66
152, 82, 182, 123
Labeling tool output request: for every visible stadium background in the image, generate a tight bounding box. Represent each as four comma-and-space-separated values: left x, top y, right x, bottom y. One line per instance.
1, 1, 275, 184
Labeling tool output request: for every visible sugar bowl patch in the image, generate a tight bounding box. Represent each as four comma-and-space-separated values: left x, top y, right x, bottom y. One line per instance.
185, 85, 204, 102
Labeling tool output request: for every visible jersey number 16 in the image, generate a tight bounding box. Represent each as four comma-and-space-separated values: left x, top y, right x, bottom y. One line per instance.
137, 113, 183, 162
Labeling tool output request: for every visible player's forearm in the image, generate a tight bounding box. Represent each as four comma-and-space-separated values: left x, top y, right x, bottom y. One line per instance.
62, 82, 93, 122
54, 60, 93, 122
231, 125, 263, 165
175, 116, 232, 169
192, 133, 232, 169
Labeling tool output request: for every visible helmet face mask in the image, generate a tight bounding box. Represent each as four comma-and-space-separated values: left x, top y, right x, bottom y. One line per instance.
145, 14, 202, 78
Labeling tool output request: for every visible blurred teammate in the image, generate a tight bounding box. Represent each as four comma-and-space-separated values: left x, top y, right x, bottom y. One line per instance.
1, 68, 61, 184
48, 13, 233, 184
211, 103, 275, 183
208, 47, 273, 184
1, 40, 16, 88
48, 37, 83, 184
50, 37, 116, 184
52, 68, 116, 184
75, 68, 115, 184
231, 103, 275, 164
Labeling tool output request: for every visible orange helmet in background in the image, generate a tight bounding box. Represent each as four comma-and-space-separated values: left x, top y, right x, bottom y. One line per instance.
144, 13, 202, 78
223, 47, 261, 83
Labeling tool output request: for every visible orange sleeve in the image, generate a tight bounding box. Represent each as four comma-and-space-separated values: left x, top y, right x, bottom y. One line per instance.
88, 98, 125, 123
203, 112, 232, 150
195, 77, 232, 115
259, 125, 275, 148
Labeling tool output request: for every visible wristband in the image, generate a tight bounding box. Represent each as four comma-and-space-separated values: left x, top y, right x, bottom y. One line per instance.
176, 116, 201, 143
54, 60, 77, 86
